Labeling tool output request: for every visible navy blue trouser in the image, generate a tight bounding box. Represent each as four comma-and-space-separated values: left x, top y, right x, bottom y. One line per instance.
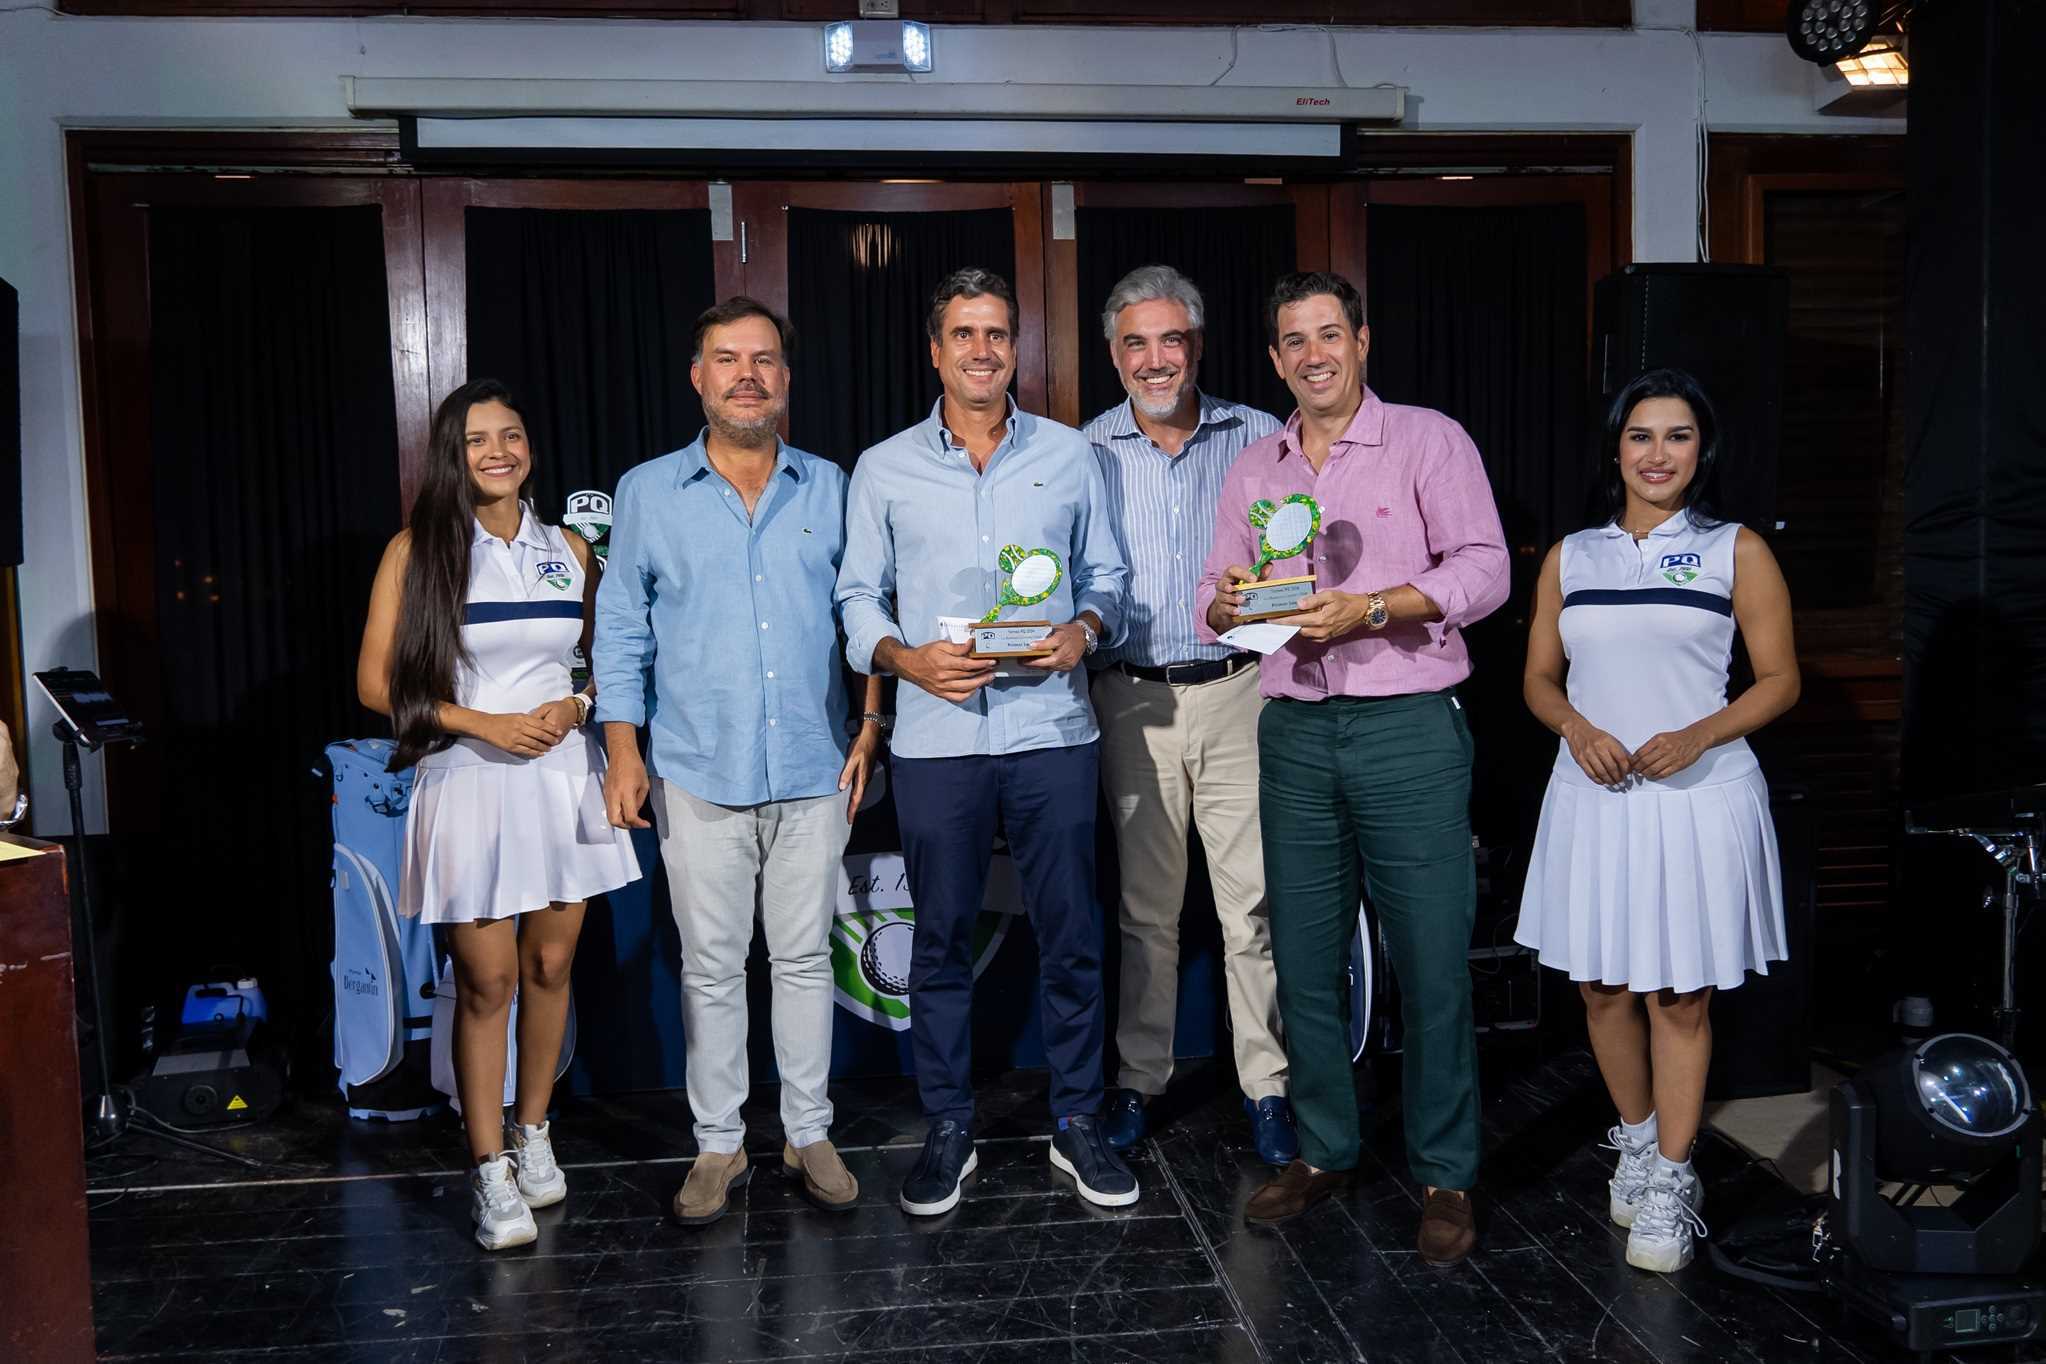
891, 742, 1105, 1125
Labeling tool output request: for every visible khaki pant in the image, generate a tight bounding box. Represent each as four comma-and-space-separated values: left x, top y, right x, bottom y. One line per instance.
1093, 663, 1285, 1100
652, 780, 852, 1154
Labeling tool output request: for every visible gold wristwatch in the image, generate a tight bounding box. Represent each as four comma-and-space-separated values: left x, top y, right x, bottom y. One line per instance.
1364, 592, 1390, 631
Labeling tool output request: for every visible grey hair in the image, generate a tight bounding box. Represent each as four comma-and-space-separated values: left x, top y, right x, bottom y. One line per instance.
1100, 264, 1206, 342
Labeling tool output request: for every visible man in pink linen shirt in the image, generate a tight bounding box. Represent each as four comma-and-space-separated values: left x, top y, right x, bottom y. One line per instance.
1198, 270, 1507, 1266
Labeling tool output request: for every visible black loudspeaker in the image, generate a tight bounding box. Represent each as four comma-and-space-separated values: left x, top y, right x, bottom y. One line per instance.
1593, 264, 1790, 535
1706, 784, 1816, 1100
1, 276, 19, 567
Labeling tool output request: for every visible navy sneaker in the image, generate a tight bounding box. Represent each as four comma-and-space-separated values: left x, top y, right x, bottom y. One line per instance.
1245, 1095, 1300, 1167
899, 1119, 977, 1217
1101, 1088, 1147, 1151
1050, 1114, 1140, 1208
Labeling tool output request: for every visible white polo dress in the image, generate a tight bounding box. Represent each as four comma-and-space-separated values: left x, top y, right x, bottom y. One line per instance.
1514, 510, 1787, 993
399, 506, 641, 924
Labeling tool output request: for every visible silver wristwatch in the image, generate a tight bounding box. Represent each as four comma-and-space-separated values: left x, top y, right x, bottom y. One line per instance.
1079, 620, 1099, 655
0, 792, 26, 830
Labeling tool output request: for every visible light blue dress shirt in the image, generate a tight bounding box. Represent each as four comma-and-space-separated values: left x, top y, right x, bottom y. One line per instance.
593, 432, 850, 807
837, 400, 1128, 760
1081, 391, 1281, 669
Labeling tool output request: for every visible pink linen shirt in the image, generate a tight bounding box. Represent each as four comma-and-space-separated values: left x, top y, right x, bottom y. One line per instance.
1194, 388, 1510, 701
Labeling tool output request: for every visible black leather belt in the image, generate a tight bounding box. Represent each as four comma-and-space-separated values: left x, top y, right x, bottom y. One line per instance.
1116, 653, 1256, 686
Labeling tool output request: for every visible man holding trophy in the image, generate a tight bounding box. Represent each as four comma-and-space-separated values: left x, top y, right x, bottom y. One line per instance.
837, 267, 1134, 1217
1196, 271, 1509, 1265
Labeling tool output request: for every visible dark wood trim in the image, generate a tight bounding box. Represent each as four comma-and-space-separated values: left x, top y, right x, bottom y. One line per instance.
1705, 132, 1904, 264
381, 186, 432, 515
0, 836, 94, 1363
69, 127, 404, 172
1009, 181, 1050, 420
1740, 172, 1900, 268
1696, 0, 1785, 33
773, 182, 1017, 214
1043, 186, 1081, 429
1289, 185, 1331, 275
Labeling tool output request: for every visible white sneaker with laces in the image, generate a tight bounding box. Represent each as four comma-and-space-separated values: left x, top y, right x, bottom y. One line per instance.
1601, 1124, 1658, 1228
1625, 1165, 1707, 1273
470, 1154, 539, 1251
508, 1120, 567, 1208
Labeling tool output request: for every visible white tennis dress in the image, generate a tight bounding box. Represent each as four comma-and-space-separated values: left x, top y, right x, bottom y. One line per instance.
1514, 510, 1787, 993
399, 506, 641, 924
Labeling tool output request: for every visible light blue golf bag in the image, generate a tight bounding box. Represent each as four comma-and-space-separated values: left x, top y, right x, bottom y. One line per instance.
325, 739, 443, 1121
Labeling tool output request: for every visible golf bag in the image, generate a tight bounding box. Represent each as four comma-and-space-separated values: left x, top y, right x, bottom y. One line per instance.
325, 739, 443, 1121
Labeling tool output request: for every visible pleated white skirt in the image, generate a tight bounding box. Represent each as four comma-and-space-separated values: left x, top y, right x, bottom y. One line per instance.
1514, 765, 1787, 993
398, 730, 641, 925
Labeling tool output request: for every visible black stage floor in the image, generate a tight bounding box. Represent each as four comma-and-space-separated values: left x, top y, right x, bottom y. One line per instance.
86, 1050, 2045, 1363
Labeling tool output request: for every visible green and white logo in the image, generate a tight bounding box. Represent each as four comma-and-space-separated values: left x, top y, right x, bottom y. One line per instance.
564, 490, 613, 564
830, 850, 1023, 1030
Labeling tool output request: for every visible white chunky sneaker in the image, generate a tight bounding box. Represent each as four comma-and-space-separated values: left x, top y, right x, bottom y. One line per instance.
1602, 1124, 1659, 1228
1625, 1165, 1707, 1273
470, 1154, 539, 1251
508, 1120, 567, 1209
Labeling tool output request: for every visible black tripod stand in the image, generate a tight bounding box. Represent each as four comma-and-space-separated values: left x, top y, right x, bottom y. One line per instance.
55, 718, 259, 1169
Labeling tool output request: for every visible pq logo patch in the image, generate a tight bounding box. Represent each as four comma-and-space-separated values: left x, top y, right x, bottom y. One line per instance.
536, 560, 573, 592
830, 850, 1022, 1030
1659, 552, 1702, 587
564, 490, 613, 563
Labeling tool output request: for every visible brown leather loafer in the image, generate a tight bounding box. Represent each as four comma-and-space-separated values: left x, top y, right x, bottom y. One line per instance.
1245, 1159, 1352, 1226
672, 1149, 750, 1227
782, 1139, 859, 1213
1418, 1187, 1476, 1265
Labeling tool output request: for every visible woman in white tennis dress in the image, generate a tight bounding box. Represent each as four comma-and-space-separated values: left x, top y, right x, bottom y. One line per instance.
358, 378, 639, 1251
1517, 368, 1799, 1275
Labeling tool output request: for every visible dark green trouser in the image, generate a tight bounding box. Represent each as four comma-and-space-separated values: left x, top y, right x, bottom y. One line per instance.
1259, 690, 1480, 1189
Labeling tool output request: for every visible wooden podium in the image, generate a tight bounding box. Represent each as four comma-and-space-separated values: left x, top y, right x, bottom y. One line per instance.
0, 834, 95, 1361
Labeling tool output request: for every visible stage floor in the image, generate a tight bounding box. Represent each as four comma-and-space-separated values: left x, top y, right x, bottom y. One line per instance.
86, 1050, 2040, 1363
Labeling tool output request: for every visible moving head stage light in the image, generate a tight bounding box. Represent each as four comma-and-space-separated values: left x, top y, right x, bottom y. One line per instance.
1822, 1033, 2043, 1355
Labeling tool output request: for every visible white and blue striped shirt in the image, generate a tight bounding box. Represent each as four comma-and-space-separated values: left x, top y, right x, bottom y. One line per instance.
1083, 391, 1282, 669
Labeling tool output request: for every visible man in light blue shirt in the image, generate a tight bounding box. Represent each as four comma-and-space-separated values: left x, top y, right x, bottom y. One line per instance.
837, 267, 1135, 1217
596, 298, 881, 1228
1081, 265, 1296, 1168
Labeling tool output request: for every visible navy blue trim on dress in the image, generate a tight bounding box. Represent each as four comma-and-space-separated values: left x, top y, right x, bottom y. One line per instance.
464, 600, 583, 625
1561, 587, 1733, 617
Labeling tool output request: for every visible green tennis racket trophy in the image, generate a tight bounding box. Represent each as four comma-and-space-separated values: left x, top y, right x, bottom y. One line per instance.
971, 545, 1064, 658
1235, 493, 1322, 621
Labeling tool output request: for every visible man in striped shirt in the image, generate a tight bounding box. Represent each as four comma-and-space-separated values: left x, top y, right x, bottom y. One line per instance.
1081, 265, 1297, 1166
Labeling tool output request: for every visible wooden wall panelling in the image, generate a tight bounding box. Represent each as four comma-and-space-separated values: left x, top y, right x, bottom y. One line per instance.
1041, 184, 1080, 429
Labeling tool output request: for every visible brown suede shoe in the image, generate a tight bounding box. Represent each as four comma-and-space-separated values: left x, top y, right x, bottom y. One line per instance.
1244, 1159, 1352, 1226
783, 1140, 859, 1213
672, 1149, 750, 1227
1418, 1187, 1476, 1265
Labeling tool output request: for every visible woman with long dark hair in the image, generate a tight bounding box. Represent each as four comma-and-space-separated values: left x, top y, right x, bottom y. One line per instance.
1516, 368, 1800, 1273
358, 379, 639, 1251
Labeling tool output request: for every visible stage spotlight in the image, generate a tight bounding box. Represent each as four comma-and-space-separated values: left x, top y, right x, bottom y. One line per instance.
1823, 1035, 2045, 1354
1789, 0, 1882, 63
822, 20, 934, 75
1833, 37, 1908, 87
1830, 1033, 2039, 1276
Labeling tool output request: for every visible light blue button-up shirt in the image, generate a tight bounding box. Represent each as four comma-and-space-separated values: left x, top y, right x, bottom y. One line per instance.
593, 432, 850, 806
837, 400, 1128, 760
1082, 391, 1281, 669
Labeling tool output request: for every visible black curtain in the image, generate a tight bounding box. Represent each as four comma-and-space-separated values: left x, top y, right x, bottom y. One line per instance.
786, 207, 1015, 469
465, 208, 717, 518
1075, 204, 1296, 426
147, 206, 402, 1068
1364, 201, 1590, 846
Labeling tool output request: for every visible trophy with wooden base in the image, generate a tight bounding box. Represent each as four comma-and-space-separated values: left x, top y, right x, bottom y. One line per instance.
1235, 493, 1323, 621
970, 545, 1064, 658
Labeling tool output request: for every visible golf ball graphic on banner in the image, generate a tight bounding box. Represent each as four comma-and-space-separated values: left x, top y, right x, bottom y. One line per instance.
830, 850, 1024, 1030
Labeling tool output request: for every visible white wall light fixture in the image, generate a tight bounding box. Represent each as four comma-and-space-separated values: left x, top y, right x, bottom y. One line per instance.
824, 21, 934, 75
